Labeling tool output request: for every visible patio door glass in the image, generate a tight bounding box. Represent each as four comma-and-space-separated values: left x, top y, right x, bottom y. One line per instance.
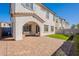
36, 25, 39, 33
28, 25, 32, 32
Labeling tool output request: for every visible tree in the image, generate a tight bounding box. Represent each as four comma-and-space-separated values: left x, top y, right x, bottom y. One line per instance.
76, 24, 79, 29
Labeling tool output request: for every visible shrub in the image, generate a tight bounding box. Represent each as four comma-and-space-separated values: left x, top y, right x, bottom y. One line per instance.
73, 35, 79, 55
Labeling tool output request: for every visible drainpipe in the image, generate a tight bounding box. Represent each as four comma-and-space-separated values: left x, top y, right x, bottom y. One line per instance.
61, 20, 64, 34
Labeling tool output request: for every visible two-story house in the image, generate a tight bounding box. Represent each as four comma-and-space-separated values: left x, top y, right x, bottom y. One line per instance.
0, 22, 12, 28
55, 17, 70, 30
11, 3, 70, 40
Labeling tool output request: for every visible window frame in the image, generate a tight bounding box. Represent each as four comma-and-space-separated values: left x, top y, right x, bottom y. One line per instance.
44, 25, 49, 32
51, 26, 54, 32
21, 3, 33, 10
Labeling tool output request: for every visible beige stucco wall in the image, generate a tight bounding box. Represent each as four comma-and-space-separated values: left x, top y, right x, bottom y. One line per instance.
54, 16, 70, 31
61, 20, 70, 29
11, 3, 56, 40
33, 4, 56, 35
14, 4, 33, 13
11, 3, 69, 40
13, 16, 43, 40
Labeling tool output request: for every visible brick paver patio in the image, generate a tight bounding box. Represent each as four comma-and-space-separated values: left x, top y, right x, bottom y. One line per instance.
0, 37, 64, 56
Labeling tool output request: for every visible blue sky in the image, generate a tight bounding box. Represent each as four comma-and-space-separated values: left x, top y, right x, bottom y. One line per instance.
0, 3, 10, 22
43, 3, 79, 26
0, 3, 79, 26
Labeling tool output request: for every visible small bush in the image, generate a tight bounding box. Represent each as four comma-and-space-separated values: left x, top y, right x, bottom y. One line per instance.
73, 35, 79, 55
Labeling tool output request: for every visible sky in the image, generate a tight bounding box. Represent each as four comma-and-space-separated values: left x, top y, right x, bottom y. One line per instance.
0, 3, 10, 22
0, 3, 79, 26
43, 3, 79, 26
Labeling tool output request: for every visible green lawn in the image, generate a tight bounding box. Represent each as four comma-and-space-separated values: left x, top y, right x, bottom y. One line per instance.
48, 34, 69, 40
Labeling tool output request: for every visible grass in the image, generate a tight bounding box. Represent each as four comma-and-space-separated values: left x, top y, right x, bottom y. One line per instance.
48, 34, 69, 40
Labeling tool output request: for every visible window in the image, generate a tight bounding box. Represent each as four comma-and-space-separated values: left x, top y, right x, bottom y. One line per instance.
55, 27, 57, 30
56, 20, 58, 23
23, 24, 29, 32
46, 11, 49, 19
44, 25, 48, 32
9, 24, 11, 26
21, 3, 33, 10
4, 24, 5, 26
36, 25, 40, 33
28, 25, 32, 32
23, 24, 32, 32
51, 26, 54, 32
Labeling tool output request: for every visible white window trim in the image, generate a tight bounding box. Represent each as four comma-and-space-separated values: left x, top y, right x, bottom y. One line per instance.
21, 3, 33, 10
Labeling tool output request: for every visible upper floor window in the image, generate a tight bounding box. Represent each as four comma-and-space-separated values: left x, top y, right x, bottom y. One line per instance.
21, 3, 33, 10
46, 11, 49, 19
56, 19, 58, 23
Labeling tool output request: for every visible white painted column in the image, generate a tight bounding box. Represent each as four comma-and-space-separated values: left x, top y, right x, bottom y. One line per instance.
32, 24, 36, 34
13, 19, 23, 40
40, 25, 44, 36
